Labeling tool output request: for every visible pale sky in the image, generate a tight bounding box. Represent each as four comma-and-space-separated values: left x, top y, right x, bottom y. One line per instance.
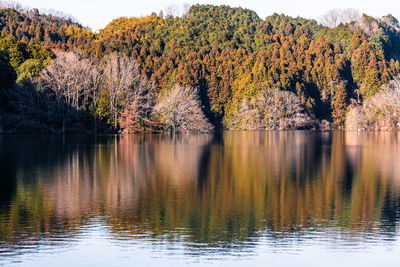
16, 0, 400, 31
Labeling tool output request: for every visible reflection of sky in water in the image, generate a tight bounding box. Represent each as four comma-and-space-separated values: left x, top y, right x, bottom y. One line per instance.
0, 132, 400, 266
3, 224, 400, 266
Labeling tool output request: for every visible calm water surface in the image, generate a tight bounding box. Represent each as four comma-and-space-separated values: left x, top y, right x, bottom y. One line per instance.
0, 131, 399, 266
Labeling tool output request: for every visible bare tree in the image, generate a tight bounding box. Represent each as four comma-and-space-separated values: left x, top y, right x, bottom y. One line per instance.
320, 8, 361, 28
342, 8, 362, 24
39, 51, 101, 131
0, 0, 23, 11
38, 52, 150, 132
85, 60, 102, 132
118, 102, 140, 133
182, 3, 192, 17
320, 9, 341, 28
118, 80, 156, 133
229, 89, 315, 130
41, 8, 78, 24
153, 85, 214, 133
345, 105, 365, 131
260, 89, 308, 129
102, 53, 141, 128
346, 76, 400, 130
164, 4, 180, 18
228, 98, 261, 130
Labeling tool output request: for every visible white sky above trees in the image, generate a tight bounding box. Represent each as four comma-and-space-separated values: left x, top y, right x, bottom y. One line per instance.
15, 0, 400, 31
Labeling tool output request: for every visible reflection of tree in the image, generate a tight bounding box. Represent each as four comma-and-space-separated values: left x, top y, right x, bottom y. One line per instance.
344, 132, 400, 233
0, 132, 400, 249
0, 181, 52, 242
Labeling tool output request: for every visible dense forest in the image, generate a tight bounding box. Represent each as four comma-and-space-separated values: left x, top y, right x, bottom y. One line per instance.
0, 3, 400, 133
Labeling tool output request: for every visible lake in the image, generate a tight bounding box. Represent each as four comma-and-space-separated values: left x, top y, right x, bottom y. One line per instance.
0, 131, 399, 266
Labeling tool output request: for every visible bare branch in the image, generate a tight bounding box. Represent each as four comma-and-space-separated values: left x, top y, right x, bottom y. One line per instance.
346, 75, 400, 130
102, 53, 141, 128
320, 8, 361, 28
229, 89, 315, 130
153, 85, 214, 133
164, 4, 180, 18
38, 51, 101, 129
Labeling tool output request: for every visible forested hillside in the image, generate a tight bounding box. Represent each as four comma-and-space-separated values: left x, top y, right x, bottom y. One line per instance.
1, 4, 400, 132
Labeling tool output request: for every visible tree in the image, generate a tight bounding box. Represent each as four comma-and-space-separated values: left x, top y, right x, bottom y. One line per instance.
2, 4, 400, 131
102, 53, 141, 128
346, 75, 400, 130
182, 3, 192, 17
320, 8, 361, 28
0, 50, 16, 88
164, 4, 180, 18
331, 81, 347, 128
16, 59, 42, 82
118, 80, 156, 133
229, 89, 315, 130
153, 85, 213, 133
39, 51, 101, 130
118, 102, 140, 133
228, 98, 260, 130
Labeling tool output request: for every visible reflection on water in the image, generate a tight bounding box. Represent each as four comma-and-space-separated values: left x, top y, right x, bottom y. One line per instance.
0, 132, 399, 266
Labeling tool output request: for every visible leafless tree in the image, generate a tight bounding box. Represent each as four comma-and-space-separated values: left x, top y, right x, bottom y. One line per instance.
320, 8, 361, 28
229, 89, 315, 130
164, 4, 180, 18
38, 52, 151, 132
41, 8, 78, 24
228, 98, 261, 130
153, 85, 214, 133
39, 51, 101, 131
366, 76, 400, 129
117, 79, 157, 133
341, 8, 362, 24
0, 0, 23, 11
182, 3, 192, 17
85, 60, 102, 132
345, 105, 365, 131
102, 53, 141, 128
346, 76, 400, 130
350, 15, 380, 37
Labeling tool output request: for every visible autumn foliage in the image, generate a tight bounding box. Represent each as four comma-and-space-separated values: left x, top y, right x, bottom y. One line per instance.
1, 3, 400, 132
118, 102, 140, 133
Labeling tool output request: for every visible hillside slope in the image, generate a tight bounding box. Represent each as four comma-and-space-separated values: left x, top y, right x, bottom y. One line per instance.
1, 5, 400, 130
